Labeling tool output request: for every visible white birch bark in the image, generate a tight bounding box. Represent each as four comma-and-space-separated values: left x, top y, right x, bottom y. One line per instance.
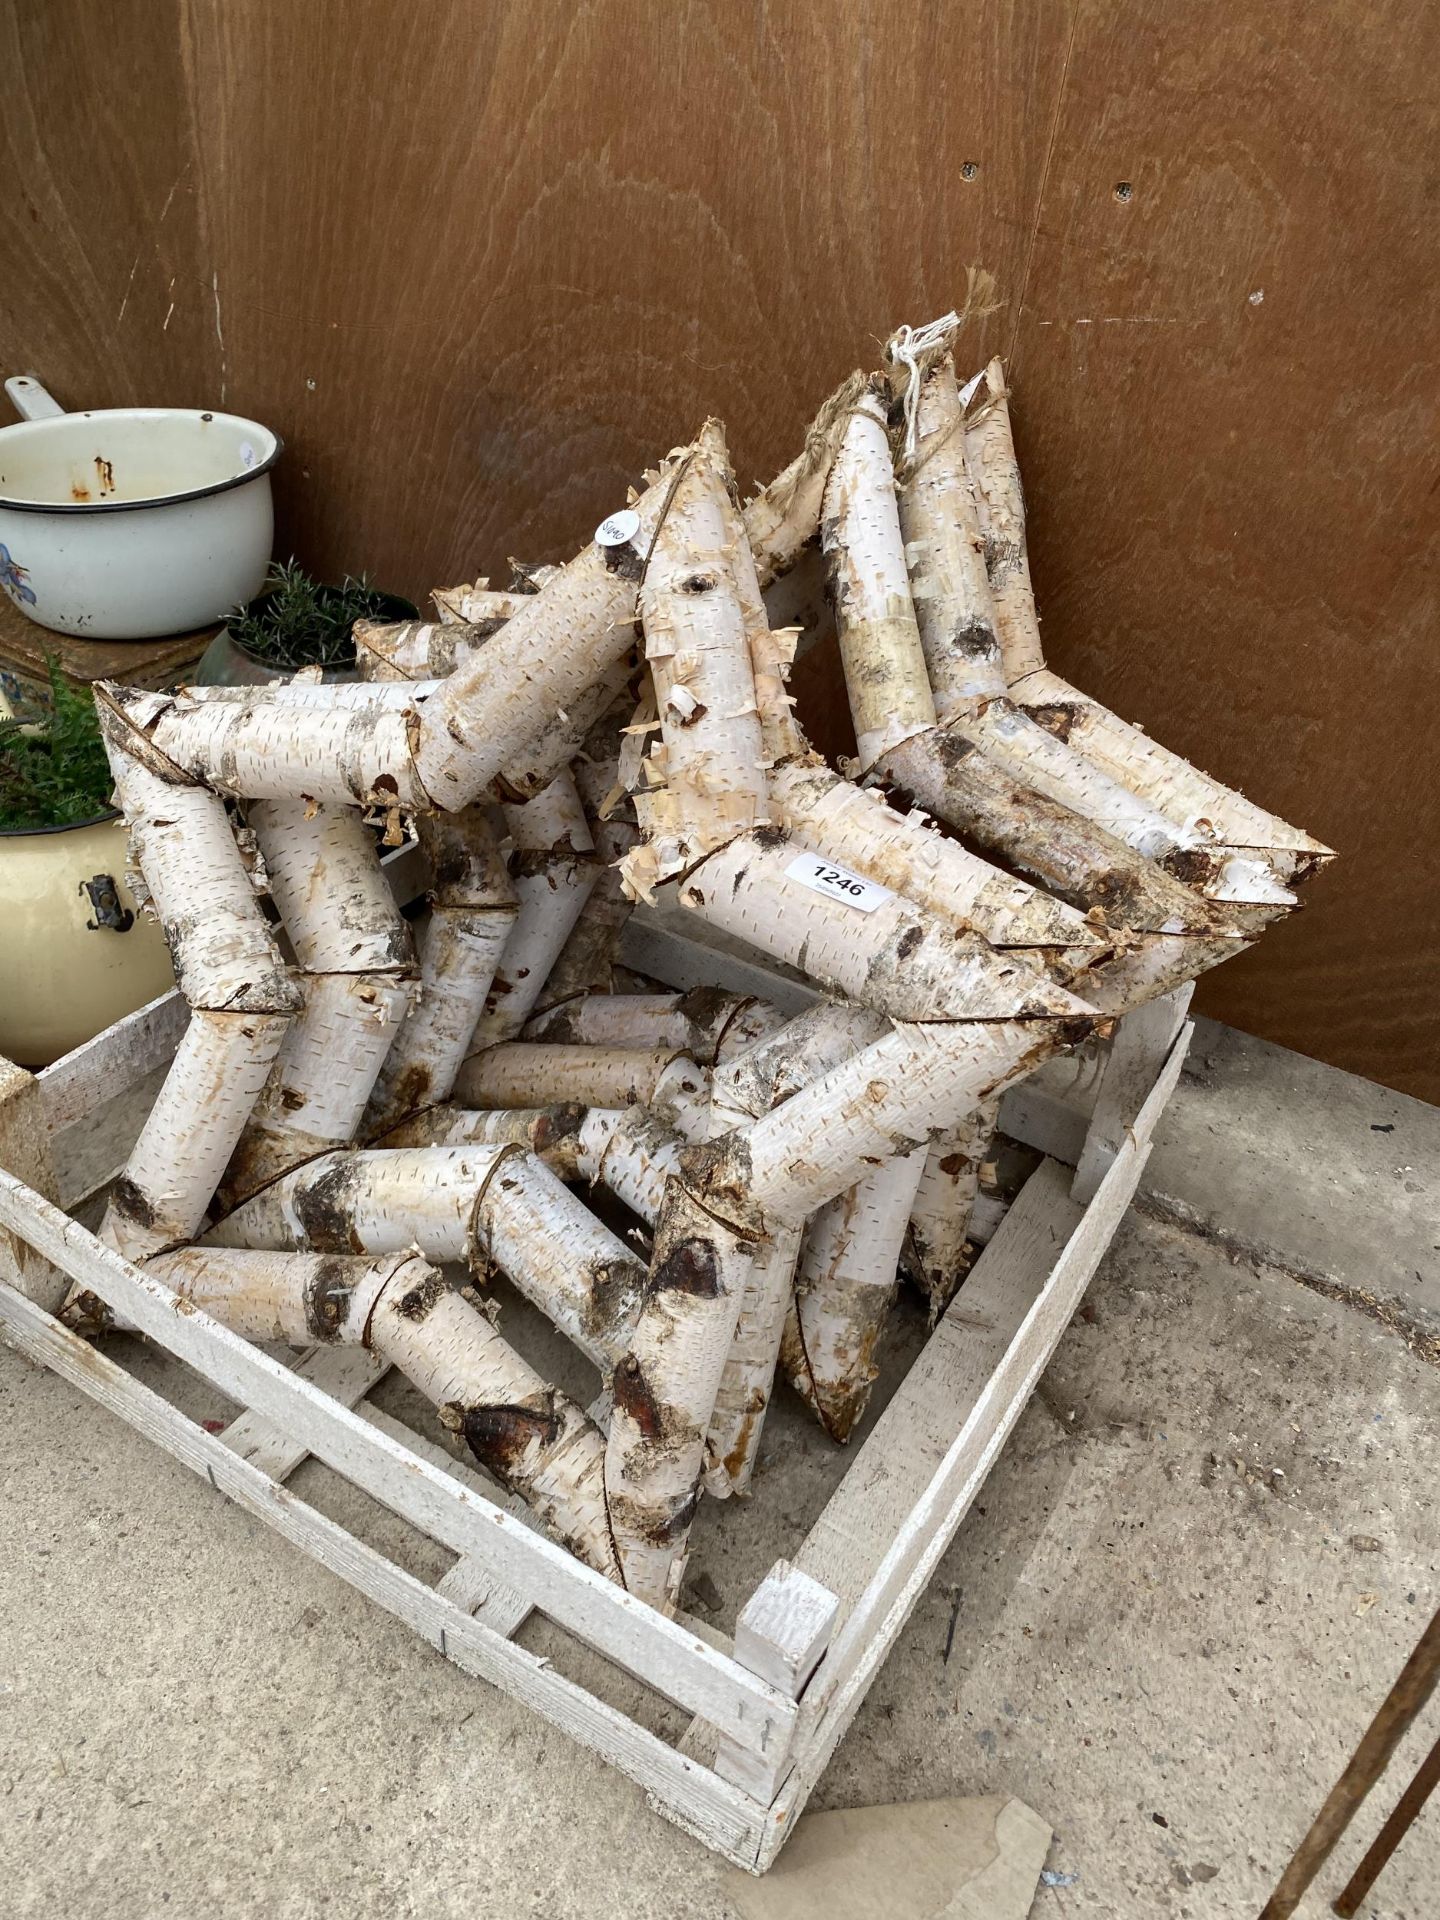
533, 744, 639, 1007
152, 1239, 620, 1575
959, 363, 1313, 905
965, 698, 1187, 854
149, 1245, 426, 1346
100, 1009, 291, 1262
677, 831, 1090, 1023
100, 745, 298, 1014
222, 971, 414, 1204
605, 1182, 758, 1609
495, 660, 633, 805
355, 615, 485, 680
742, 369, 865, 588
207, 1144, 647, 1369
525, 993, 698, 1049
573, 1107, 685, 1226
709, 1002, 888, 1118
109, 685, 428, 812
963, 357, 1045, 681
896, 355, 1008, 717
700, 1225, 803, 1497
249, 798, 415, 977
413, 465, 673, 811
378, 1103, 591, 1180
466, 772, 600, 1049
782, 1144, 927, 1441
222, 800, 416, 1201
365, 810, 518, 1129
903, 1098, 999, 1323
1082, 929, 1254, 1020
1010, 669, 1333, 888
769, 756, 1103, 955
173, 679, 442, 709
430, 585, 532, 627
821, 388, 936, 769
878, 728, 1235, 937
700, 1003, 883, 1498
454, 1043, 703, 1112
380, 1102, 682, 1224
524, 989, 782, 1064
370, 1275, 620, 1578
639, 421, 768, 867
691, 1013, 1093, 1234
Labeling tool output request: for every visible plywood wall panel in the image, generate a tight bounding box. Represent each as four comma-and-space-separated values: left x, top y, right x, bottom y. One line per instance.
1005, 0, 1439, 1097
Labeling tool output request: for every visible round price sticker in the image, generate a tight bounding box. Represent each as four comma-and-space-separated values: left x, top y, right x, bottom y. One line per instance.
594, 508, 640, 549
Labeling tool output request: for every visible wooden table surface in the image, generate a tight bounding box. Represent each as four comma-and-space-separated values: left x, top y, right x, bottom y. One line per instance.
0, 592, 215, 695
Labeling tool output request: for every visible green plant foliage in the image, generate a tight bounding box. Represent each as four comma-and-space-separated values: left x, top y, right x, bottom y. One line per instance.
0, 657, 115, 832
226, 559, 397, 670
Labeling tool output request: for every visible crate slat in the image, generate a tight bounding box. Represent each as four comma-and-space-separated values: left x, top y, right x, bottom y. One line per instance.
0, 1169, 795, 1762
0, 1276, 767, 1865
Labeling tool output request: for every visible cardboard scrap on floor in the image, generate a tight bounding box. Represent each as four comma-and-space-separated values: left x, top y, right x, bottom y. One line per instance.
725, 1795, 1052, 1919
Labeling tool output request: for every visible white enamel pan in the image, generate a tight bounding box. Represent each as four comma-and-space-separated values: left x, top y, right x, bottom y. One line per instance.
0, 375, 281, 640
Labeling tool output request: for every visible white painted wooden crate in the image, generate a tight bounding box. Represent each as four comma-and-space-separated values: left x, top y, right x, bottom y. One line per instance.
0, 930, 1190, 1873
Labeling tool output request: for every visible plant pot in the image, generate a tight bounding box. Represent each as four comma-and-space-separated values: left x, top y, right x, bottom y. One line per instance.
191, 588, 418, 686
0, 811, 175, 1067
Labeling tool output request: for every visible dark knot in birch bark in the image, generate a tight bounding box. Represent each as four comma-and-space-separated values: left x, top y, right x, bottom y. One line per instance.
456, 1397, 563, 1475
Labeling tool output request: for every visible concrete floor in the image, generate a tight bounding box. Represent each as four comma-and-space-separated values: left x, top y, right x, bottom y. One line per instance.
1, 1020, 1437, 1919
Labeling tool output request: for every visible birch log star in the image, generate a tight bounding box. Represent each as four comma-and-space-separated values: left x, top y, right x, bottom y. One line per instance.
86, 308, 1330, 1614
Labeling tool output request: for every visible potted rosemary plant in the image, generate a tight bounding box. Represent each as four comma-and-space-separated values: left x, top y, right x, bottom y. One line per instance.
0, 661, 173, 1066
194, 560, 418, 685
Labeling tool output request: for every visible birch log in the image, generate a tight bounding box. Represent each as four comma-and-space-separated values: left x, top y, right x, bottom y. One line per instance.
689, 1012, 1094, 1236
100, 745, 298, 1015
896, 355, 1007, 717
821, 387, 936, 769
782, 1145, 927, 1441
539, 740, 640, 1007
964, 357, 1045, 682
95, 741, 299, 1264
378, 1103, 590, 1179
605, 1182, 760, 1608
104, 684, 428, 812
454, 1044, 703, 1113
877, 728, 1235, 937
466, 772, 600, 1051
100, 1009, 291, 1262
962, 358, 1325, 899
525, 989, 782, 1064
207, 1144, 646, 1370
412, 463, 675, 811
379, 1102, 683, 1227
355, 616, 490, 680
365, 810, 518, 1129
675, 831, 1087, 1023
904, 1098, 999, 1322
769, 756, 1103, 956
152, 1241, 619, 1574
222, 800, 415, 1203
742, 370, 865, 588
431, 584, 532, 627
637, 421, 768, 875
373, 1273, 621, 1577
1009, 670, 1333, 890
150, 1245, 424, 1346
702, 1003, 885, 1496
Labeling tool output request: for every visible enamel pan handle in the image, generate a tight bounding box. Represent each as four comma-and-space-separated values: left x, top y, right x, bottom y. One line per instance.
5, 376, 66, 422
